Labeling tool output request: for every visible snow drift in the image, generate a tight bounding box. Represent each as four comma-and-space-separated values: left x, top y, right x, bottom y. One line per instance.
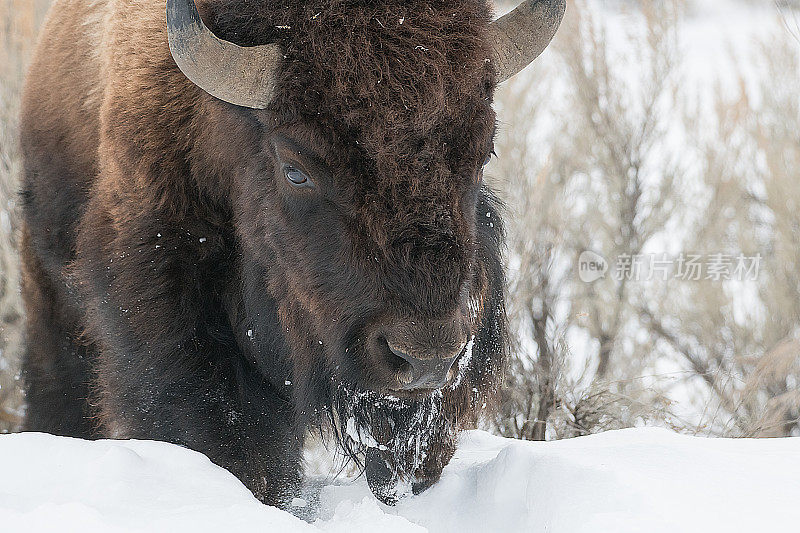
1, 428, 798, 532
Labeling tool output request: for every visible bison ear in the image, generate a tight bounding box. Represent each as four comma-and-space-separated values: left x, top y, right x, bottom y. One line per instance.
166, 0, 281, 109
489, 0, 566, 82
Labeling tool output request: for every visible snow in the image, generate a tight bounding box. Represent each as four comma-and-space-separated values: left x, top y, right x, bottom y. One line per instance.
2, 428, 799, 532
0, 432, 311, 532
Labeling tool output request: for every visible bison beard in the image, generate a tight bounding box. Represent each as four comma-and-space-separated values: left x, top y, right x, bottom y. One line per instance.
18, 0, 560, 509
334, 388, 454, 504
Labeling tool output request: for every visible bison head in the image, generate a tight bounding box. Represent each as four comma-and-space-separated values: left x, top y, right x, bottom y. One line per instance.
166, 0, 564, 504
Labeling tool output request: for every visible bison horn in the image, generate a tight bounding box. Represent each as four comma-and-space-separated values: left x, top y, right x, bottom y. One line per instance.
166, 0, 281, 109
489, 0, 566, 82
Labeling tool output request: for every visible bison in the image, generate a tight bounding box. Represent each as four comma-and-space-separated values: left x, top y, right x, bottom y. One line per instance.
19, 0, 564, 506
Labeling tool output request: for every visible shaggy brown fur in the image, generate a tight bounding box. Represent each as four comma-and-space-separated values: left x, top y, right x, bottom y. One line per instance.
20, 0, 506, 507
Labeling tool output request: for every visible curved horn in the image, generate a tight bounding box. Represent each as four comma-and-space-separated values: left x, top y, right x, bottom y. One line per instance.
166, 0, 281, 109
489, 0, 566, 82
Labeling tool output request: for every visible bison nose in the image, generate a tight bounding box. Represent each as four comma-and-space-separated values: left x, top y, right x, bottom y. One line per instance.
386, 339, 465, 391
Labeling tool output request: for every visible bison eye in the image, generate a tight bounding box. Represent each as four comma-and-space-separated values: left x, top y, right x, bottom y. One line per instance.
284, 166, 312, 187
483, 150, 495, 167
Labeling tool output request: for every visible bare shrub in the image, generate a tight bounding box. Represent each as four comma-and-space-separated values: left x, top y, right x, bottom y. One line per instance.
647, 31, 800, 437
490, 0, 686, 440
0, 0, 51, 432
490, 0, 799, 440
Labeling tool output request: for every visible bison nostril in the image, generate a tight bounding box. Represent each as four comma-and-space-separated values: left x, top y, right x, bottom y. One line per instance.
386, 341, 414, 365
380, 338, 414, 383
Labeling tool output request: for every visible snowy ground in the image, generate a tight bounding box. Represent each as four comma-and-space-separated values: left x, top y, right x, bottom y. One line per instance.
2, 428, 799, 532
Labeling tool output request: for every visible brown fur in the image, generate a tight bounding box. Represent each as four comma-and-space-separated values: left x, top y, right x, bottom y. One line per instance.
20, 0, 507, 507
